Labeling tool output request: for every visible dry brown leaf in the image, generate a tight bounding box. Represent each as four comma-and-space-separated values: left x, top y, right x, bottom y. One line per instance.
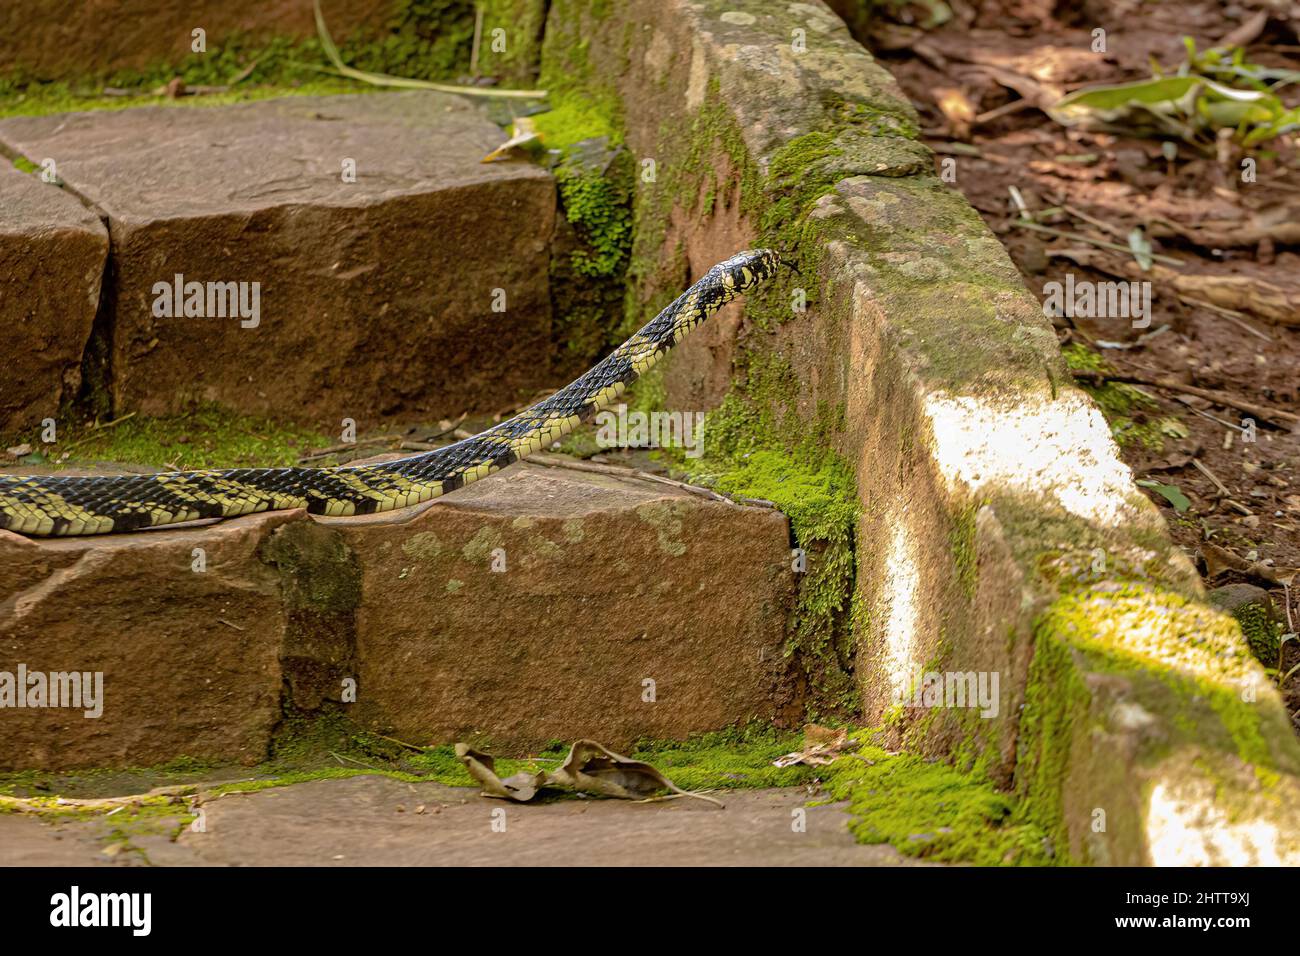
933, 87, 977, 139
455, 740, 722, 807
455, 743, 545, 802
548, 740, 723, 806
1151, 203, 1300, 249
773, 723, 851, 767
1165, 272, 1300, 327
1201, 542, 1294, 586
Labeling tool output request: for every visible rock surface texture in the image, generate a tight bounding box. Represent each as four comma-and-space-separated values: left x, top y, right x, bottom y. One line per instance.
0, 165, 107, 434
0, 92, 556, 429
0, 464, 799, 769
0, 777, 926, 867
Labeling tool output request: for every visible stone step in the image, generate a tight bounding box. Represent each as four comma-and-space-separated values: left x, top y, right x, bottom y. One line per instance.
0, 164, 108, 435
0, 463, 799, 770
0, 92, 556, 432
0, 777, 920, 867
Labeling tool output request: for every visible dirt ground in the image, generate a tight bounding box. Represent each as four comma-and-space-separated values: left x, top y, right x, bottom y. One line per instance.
0, 777, 929, 867
855, 0, 1300, 725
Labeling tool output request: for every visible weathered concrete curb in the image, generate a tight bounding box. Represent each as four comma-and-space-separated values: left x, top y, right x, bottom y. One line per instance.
552, 0, 1300, 864
0, 463, 798, 769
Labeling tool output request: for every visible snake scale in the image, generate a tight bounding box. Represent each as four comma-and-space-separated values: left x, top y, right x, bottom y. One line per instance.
0, 250, 779, 537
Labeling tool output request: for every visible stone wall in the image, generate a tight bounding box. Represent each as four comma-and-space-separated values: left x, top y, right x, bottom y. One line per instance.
547, 0, 1300, 864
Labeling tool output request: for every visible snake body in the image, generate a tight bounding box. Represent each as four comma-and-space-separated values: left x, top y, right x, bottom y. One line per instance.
0, 250, 779, 538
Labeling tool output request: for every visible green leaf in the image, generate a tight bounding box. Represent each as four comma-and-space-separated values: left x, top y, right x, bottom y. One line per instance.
1158, 418, 1190, 439
1127, 228, 1154, 271
1137, 479, 1191, 512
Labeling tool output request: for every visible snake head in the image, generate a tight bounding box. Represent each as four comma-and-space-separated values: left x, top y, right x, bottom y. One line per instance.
712, 248, 781, 294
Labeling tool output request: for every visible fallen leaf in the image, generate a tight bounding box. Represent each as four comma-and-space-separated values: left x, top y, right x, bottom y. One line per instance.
933, 87, 977, 139
481, 117, 540, 163
773, 723, 851, 767
1165, 271, 1300, 327
548, 740, 723, 806
454, 740, 722, 807
454, 743, 545, 802
1137, 479, 1192, 512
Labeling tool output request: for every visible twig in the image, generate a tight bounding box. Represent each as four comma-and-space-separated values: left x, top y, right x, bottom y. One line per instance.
60, 412, 138, 452
298, 436, 394, 463
470, 3, 485, 78
1070, 370, 1300, 426
1012, 220, 1185, 267
228, 58, 261, 87
974, 97, 1036, 126
374, 733, 428, 753
0, 785, 196, 814
1173, 396, 1244, 431
313, 0, 544, 99
1192, 463, 1253, 514
1007, 185, 1030, 218
1061, 203, 1127, 240
1191, 457, 1231, 497
1173, 293, 1274, 342
328, 751, 384, 772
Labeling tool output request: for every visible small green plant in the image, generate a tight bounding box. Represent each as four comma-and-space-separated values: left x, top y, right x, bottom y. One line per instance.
1051, 38, 1300, 149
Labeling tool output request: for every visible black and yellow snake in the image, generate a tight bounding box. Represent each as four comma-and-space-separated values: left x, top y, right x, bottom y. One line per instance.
0, 250, 779, 537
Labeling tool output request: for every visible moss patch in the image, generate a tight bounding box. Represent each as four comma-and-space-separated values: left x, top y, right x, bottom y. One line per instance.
1233, 603, 1284, 667
6, 404, 329, 471
821, 730, 1053, 865
1062, 344, 1185, 450
1015, 581, 1299, 859
662, 354, 860, 717
628, 725, 817, 790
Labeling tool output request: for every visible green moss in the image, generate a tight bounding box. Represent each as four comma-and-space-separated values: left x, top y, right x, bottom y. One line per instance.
1063, 344, 1178, 449
1225, 602, 1284, 666
555, 160, 632, 280
478, 0, 548, 84
531, 90, 622, 149
7, 404, 329, 471
0, 717, 821, 819
537, 91, 633, 371
0, 77, 373, 120
710, 453, 859, 714
821, 730, 1054, 865
1013, 621, 1090, 857
261, 520, 361, 615
1016, 582, 1296, 858
950, 504, 979, 600
657, 353, 859, 716
629, 724, 817, 790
